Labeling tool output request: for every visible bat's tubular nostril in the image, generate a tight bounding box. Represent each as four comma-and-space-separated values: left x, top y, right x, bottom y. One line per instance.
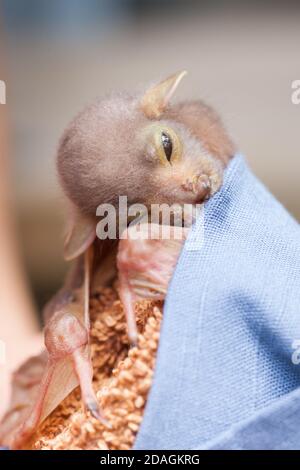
194, 174, 211, 200
182, 174, 212, 202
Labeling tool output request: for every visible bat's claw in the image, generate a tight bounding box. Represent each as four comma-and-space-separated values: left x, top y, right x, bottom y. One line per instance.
130, 338, 138, 348
86, 401, 112, 429
128, 328, 139, 348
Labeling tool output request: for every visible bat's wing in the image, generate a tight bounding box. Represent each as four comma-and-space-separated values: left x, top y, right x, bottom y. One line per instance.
0, 349, 79, 448
0, 352, 47, 446
1, 301, 106, 449
1, 258, 106, 449
32, 351, 79, 423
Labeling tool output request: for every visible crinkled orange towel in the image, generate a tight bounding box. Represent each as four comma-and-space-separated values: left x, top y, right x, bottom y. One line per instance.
28, 284, 162, 450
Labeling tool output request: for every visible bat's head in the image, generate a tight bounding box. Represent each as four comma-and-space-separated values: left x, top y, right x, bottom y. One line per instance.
58, 71, 235, 260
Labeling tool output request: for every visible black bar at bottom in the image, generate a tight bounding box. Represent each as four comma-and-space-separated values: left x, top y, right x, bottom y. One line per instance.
0, 449, 300, 466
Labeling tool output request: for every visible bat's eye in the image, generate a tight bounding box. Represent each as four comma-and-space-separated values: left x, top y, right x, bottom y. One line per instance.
143, 124, 182, 166
161, 132, 173, 162
157, 126, 181, 166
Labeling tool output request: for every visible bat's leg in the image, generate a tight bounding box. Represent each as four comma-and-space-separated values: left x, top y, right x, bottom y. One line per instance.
117, 223, 187, 345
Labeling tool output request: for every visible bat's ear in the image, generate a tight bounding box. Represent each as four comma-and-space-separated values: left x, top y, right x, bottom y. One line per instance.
64, 207, 96, 261
140, 70, 187, 119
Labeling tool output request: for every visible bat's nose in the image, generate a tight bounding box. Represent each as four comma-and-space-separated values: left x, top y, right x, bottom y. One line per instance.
182, 174, 211, 202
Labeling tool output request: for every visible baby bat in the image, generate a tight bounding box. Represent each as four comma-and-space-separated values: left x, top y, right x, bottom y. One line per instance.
0, 71, 235, 448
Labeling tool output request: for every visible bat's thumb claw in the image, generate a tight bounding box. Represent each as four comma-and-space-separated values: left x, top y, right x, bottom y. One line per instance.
87, 402, 112, 429
127, 323, 139, 347
129, 333, 139, 348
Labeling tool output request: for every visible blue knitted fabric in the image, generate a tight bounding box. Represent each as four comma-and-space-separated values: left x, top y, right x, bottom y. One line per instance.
199, 385, 300, 450
134, 154, 300, 450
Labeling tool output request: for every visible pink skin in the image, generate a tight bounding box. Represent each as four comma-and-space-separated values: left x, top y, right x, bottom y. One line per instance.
8, 308, 108, 450
117, 223, 189, 345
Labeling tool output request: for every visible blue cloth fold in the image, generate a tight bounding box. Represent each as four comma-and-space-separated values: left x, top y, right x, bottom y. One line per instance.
134, 154, 300, 450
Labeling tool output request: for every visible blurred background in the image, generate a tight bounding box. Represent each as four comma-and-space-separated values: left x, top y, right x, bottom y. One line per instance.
1, 0, 300, 316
